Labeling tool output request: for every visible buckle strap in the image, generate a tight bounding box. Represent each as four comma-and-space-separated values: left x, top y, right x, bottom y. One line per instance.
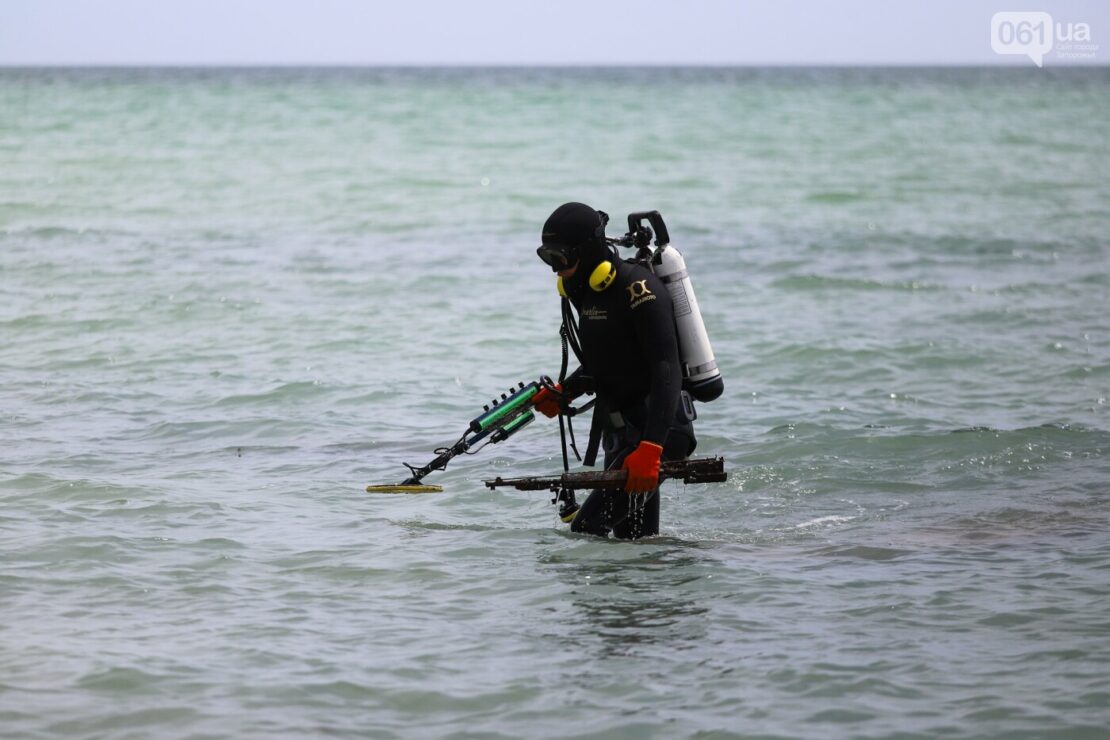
583, 402, 604, 467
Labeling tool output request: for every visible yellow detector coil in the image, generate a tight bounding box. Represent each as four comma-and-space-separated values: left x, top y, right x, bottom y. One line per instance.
365, 484, 445, 494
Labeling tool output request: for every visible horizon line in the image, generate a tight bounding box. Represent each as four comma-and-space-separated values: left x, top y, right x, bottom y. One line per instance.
2, 61, 1108, 69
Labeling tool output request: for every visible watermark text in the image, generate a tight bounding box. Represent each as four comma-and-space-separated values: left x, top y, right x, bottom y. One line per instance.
991, 11, 1096, 66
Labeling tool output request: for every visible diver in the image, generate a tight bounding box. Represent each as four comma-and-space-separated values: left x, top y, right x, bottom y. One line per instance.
529, 202, 701, 540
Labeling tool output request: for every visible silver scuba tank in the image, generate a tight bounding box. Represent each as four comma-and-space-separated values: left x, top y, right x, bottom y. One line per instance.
626, 211, 724, 403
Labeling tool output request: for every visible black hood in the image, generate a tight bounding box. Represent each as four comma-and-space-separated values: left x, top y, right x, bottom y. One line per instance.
541, 202, 611, 281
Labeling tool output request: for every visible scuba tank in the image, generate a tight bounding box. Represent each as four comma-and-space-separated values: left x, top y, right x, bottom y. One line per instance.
622, 211, 724, 403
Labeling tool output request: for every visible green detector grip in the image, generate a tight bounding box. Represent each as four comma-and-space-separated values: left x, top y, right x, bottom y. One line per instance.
469, 382, 539, 434
490, 410, 535, 444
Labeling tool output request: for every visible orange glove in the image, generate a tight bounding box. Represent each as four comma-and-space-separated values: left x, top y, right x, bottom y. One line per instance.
622, 441, 663, 493
532, 384, 563, 418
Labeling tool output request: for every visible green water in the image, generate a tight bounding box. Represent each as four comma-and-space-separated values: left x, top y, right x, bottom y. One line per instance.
2, 67, 1109, 737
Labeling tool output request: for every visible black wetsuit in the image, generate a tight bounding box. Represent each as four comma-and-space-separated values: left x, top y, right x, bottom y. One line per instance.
561, 258, 697, 539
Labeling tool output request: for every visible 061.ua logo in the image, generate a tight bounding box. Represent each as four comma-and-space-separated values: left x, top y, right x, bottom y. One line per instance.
991, 11, 1093, 67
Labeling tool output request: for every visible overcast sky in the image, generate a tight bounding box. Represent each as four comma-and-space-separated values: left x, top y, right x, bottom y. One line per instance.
1, 0, 1107, 66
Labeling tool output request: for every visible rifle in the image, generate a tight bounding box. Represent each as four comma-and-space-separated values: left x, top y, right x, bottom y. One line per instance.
484, 457, 727, 521
484, 457, 727, 492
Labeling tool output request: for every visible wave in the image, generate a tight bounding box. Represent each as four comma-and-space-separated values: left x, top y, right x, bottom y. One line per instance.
771, 274, 945, 292
736, 422, 1108, 476
0, 225, 135, 240
215, 381, 331, 407
805, 190, 866, 204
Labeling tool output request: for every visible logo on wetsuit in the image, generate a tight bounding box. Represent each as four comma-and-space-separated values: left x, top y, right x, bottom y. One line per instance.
582, 306, 608, 321
627, 280, 657, 309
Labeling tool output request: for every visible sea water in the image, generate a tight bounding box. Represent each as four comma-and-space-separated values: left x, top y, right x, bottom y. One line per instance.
1, 67, 1109, 737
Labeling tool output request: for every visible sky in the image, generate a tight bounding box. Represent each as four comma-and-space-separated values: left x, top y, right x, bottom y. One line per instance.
0, 0, 1107, 66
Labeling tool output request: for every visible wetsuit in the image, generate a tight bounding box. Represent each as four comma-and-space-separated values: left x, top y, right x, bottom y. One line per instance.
561, 258, 697, 539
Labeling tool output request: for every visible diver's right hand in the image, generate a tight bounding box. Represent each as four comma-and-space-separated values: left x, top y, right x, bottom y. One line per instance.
622, 441, 663, 493
532, 384, 563, 418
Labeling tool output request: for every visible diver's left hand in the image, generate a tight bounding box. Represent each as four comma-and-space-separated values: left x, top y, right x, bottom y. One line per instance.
622, 441, 663, 493
532, 383, 563, 418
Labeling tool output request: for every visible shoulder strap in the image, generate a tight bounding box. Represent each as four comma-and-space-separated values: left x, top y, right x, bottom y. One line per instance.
583, 398, 605, 467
